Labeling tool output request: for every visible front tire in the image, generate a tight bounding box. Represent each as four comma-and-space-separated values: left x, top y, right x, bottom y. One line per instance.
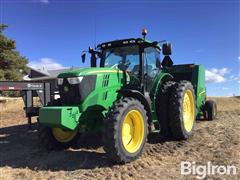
38, 125, 80, 150
38, 99, 80, 150
168, 81, 196, 140
103, 97, 148, 163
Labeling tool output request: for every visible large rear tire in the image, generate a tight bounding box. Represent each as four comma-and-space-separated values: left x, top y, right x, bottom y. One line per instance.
156, 81, 175, 137
168, 81, 196, 140
103, 97, 148, 163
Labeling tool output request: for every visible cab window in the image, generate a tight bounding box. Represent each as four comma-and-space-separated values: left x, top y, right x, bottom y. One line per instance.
144, 47, 160, 78
102, 45, 140, 74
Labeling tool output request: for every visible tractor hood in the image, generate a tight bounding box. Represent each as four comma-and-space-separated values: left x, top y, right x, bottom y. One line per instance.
40, 67, 130, 131
57, 67, 127, 110
58, 67, 124, 78
39, 67, 127, 131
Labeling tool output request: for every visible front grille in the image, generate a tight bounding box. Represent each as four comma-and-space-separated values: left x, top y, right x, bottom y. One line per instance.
59, 79, 81, 105
58, 75, 97, 105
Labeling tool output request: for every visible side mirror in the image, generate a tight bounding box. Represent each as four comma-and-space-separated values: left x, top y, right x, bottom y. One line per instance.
162, 43, 172, 55
88, 47, 94, 53
81, 53, 86, 63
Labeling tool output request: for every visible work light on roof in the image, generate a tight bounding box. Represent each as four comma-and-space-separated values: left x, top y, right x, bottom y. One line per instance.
142, 28, 148, 39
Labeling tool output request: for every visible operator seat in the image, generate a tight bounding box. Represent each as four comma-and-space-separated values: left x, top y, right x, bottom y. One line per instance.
131, 65, 140, 75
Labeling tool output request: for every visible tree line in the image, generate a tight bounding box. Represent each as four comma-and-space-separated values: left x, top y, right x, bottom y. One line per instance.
0, 24, 29, 96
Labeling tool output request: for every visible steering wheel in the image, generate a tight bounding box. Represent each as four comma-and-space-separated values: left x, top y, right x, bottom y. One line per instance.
149, 68, 159, 77
118, 59, 131, 71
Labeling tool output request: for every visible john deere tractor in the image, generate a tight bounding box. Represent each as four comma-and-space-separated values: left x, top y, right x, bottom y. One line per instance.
38, 30, 217, 163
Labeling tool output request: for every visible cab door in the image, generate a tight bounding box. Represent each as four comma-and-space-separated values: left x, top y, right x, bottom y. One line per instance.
143, 47, 161, 92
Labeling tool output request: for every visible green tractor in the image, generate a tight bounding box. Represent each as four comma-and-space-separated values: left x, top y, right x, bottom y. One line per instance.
38, 30, 217, 163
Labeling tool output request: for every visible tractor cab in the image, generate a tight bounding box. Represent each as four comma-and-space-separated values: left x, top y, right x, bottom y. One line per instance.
81, 31, 172, 94
98, 38, 161, 92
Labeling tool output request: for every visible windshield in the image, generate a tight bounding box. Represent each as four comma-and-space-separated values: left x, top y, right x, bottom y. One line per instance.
102, 45, 140, 72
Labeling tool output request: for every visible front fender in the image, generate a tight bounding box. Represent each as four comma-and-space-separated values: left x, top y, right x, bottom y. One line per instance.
119, 89, 152, 126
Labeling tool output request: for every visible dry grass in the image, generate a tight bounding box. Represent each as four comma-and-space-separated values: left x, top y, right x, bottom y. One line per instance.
0, 98, 24, 113
208, 96, 240, 112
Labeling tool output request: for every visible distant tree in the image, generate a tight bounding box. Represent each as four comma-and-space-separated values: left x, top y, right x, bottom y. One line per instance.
0, 24, 29, 96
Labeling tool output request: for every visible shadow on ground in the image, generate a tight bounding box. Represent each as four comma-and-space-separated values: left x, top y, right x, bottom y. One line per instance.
0, 119, 211, 172
0, 123, 114, 171
1, 123, 172, 171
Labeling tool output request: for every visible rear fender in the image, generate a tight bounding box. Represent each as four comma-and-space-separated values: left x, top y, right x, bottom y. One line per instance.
150, 72, 173, 99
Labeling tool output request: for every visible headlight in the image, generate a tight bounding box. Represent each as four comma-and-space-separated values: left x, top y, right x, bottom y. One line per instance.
57, 78, 64, 85
67, 77, 83, 84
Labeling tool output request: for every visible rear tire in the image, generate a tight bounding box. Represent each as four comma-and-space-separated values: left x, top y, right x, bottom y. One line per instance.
103, 97, 148, 163
168, 81, 196, 140
156, 81, 175, 137
204, 100, 217, 120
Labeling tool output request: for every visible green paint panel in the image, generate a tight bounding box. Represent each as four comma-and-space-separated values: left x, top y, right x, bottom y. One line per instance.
39, 106, 81, 130
193, 65, 206, 117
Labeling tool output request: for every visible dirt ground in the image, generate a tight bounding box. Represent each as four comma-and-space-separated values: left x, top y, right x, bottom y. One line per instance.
0, 97, 239, 179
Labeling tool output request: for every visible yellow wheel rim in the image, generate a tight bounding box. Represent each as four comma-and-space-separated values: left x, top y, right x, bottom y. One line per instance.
121, 109, 145, 153
52, 128, 77, 143
183, 90, 195, 132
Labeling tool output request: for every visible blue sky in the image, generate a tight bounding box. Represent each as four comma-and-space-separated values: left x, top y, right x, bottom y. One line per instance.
0, 0, 239, 96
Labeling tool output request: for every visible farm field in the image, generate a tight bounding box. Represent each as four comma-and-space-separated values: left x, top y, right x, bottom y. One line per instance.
0, 97, 239, 179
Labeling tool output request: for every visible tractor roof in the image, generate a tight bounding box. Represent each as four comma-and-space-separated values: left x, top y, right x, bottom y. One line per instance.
97, 38, 160, 50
